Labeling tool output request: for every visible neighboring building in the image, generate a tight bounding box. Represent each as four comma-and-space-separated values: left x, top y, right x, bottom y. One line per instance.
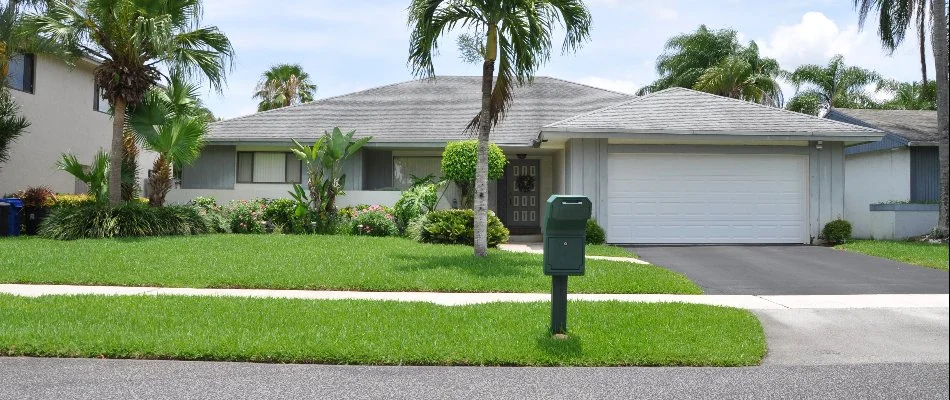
168, 77, 883, 244
0, 53, 155, 195
825, 108, 939, 239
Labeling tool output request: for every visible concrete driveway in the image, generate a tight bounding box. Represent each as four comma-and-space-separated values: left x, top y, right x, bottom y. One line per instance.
631, 245, 949, 295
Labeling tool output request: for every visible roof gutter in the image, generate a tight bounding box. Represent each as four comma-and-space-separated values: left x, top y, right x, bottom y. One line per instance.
538, 128, 884, 143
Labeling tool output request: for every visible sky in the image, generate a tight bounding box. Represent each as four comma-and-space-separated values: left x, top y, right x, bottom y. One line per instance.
198, 0, 936, 120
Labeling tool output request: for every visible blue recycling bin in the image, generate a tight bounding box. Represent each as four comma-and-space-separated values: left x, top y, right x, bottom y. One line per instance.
0, 198, 23, 236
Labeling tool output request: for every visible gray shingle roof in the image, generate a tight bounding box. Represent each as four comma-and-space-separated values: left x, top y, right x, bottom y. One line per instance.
207, 76, 632, 146
543, 87, 882, 137
824, 108, 938, 143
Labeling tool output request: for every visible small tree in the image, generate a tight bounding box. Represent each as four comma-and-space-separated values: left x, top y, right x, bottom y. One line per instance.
290, 127, 371, 221
441, 140, 505, 209
56, 150, 109, 203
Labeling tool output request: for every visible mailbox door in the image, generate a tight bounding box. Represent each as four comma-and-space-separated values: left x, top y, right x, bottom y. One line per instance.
543, 236, 586, 275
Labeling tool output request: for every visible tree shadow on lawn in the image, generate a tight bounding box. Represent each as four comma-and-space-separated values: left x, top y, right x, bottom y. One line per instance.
389, 252, 536, 278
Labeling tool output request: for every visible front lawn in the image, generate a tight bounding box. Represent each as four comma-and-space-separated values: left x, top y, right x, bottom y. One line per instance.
0, 235, 701, 294
0, 295, 764, 366
836, 240, 949, 271
585, 244, 638, 258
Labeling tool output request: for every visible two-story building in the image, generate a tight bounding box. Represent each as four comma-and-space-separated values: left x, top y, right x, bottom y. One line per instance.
1, 52, 155, 195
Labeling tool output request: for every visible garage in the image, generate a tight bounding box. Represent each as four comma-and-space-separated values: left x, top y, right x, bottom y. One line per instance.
606, 152, 808, 244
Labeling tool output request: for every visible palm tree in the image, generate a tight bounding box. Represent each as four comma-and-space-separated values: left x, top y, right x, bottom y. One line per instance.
854, 0, 948, 236
253, 64, 317, 111
128, 73, 207, 207
876, 79, 937, 110
25, 0, 233, 205
408, 0, 592, 257
785, 55, 881, 115
638, 25, 743, 95
0, 88, 28, 172
693, 43, 784, 106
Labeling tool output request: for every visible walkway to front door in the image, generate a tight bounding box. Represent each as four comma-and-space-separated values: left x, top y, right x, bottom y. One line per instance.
500, 158, 540, 234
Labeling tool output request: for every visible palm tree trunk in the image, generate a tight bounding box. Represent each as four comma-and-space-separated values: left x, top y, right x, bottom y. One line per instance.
931, 0, 949, 237
473, 26, 498, 257
919, 6, 928, 88
108, 97, 126, 205
148, 154, 171, 207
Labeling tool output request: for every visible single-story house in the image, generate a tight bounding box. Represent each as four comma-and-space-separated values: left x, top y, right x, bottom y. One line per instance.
167, 77, 883, 244
824, 108, 939, 239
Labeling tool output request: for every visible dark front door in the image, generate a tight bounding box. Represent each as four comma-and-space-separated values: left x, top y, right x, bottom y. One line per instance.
502, 159, 541, 234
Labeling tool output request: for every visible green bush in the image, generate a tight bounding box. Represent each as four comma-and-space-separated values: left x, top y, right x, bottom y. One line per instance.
263, 198, 298, 232
416, 209, 509, 247
822, 219, 852, 244
393, 183, 439, 232
226, 200, 267, 234
190, 197, 229, 233
441, 140, 506, 208
586, 219, 606, 245
350, 210, 399, 237
190, 196, 218, 210
39, 203, 209, 240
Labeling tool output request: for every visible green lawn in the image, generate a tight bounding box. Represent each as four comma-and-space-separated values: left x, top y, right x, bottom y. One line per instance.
0, 235, 700, 294
836, 240, 949, 271
0, 294, 764, 366
585, 244, 638, 258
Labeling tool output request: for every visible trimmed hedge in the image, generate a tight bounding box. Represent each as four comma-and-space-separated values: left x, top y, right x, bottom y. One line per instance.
415, 209, 509, 247
822, 219, 852, 244
586, 219, 606, 245
39, 203, 210, 240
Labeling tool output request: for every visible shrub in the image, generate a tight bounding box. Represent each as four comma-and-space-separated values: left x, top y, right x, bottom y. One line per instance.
226, 200, 268, 234
393, 183, 439, 232
350, 210, 399, 237
21, 186, 56, 208
190, 196, 218, 210
190, 197, 229, 233
586, 219, 606, 245
441, 140, 506, 208
54, 194, 94, 207
822, 219, 852, 244
263, 198, 298, 232
39, 203, 209, 240
416, 209, 509, 247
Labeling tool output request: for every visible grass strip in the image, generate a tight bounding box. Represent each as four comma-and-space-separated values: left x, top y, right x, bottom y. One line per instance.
585, 244, 639, 258
0, 235, 700, 294
0, 294, 764, 366
835, 240, 949, 271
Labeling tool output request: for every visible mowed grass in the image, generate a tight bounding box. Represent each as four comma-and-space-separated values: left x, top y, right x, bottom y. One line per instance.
585, 244, 638, 258
836, 240, 949, 271
0, 294, 764, 366
0, 235, 700, 294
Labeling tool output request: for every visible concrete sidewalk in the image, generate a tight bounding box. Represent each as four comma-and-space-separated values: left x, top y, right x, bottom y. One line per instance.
1, 284, 947, 310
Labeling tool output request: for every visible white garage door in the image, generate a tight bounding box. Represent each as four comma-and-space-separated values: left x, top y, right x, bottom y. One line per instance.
607, 153, 807, 244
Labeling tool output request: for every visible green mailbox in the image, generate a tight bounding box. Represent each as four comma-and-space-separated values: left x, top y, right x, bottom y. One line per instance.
543, 195, 592, 276
542, 195, 592, 336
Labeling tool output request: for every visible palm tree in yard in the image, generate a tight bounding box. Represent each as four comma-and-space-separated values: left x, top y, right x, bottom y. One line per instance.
693, 43, 784, 106
637, 25, 743, 95
25, 0, 233, 205
128, 73, 207, 207
253, 63, 317, 111
854, 0, 948, 237
408, 0, 592, 257
785, 55, 881, 115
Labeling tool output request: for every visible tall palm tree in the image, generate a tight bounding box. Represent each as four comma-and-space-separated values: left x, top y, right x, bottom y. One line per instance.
128, 73, 207, 207
854, 0, 948, 236
876, 79, 937, 110
253, 63, 317, 111
638, 25, 742, 95
25, 0, 233, 205
408, 0, 592, 257
785, 54, 881, 115
693, 43, 784, 106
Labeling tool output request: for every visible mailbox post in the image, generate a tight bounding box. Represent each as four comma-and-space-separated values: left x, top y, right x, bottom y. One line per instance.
543, 195, 592, 335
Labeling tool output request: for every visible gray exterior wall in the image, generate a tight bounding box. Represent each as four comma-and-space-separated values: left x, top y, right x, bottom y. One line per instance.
562, 140, 846, 243
181, 145, 236, 189
910, 146, 939, 202
564, 138, 608, 225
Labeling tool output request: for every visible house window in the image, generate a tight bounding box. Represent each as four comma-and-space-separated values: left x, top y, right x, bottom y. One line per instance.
93, 84, 110, 113
236, 152, 302, 183
5, 53, 35, 93
392, 156, 441, 190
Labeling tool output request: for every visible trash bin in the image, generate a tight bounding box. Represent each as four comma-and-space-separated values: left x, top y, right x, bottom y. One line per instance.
0, 198, 23, 236
0, 202, 9, 237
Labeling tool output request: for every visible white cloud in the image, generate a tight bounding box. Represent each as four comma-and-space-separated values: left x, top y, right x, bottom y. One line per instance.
757, 12, 869, 67
577, 76, 640, 94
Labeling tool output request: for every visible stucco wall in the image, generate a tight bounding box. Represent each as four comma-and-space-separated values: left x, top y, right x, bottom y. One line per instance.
844, 149, 911, 238
1, 55, 156, 195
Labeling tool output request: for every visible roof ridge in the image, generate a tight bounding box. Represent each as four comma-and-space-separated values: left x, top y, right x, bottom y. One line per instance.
541, 88, 678, 128
655, 87, 882, 133
539, 76, 636, 97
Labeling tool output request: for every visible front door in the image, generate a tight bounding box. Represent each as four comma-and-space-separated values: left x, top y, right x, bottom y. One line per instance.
503, 159, 541, 234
